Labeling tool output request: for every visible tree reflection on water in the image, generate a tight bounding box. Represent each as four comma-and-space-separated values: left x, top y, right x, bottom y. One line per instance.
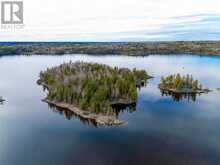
160, 90, 201, 102
47, 102, 136, 127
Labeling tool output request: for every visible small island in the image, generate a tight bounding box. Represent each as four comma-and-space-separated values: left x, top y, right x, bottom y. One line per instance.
37, 61, 150, 126
159, 74, 208, 94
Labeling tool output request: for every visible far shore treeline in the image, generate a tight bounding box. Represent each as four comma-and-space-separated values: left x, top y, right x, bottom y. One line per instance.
0, 41, 220, 56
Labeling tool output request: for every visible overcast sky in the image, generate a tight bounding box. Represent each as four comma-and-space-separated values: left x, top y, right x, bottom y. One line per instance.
0, 0, 220, 41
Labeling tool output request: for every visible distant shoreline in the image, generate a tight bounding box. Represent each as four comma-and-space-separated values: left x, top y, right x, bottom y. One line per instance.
0, 41, 220, 56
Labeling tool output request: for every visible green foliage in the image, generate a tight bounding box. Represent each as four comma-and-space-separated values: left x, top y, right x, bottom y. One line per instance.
133, 68, 149, 80
39, 62, 148, 113
159, 74, 202, 92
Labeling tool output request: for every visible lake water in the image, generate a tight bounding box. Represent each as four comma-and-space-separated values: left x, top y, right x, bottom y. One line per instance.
0, 54, 220, 165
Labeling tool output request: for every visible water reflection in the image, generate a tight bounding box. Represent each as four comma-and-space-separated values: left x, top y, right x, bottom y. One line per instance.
1, 55, 220, 165
47, 103, 99, 127
111, 103, 136, 117
47, 102, 136, 127
160, 89, 202, 102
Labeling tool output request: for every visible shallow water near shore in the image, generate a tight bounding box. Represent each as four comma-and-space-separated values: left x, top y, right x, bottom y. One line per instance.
0, 54, 220, 165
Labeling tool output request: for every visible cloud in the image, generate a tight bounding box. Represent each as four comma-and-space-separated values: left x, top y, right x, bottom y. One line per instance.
0, 0, 220, 41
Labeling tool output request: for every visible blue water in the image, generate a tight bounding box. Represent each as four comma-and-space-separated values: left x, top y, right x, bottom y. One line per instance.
0, 54, 220, 165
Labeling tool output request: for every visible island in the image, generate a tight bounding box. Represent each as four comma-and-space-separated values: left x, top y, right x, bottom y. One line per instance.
159, 74, 208, 94
37, 61, 151, 126
1, 41, 220, 56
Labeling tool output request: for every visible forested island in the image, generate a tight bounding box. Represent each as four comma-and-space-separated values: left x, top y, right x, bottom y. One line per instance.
37, 62, 150, 125
1, 41, 220, 56
159, 74, 209, 94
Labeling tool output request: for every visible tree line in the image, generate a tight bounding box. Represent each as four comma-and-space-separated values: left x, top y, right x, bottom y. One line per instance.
159, 74, 202, 91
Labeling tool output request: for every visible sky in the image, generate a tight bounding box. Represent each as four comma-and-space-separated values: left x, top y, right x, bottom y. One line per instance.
0, 0, 220, 41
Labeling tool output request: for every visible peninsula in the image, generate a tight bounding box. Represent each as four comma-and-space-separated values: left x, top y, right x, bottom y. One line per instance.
37, 62, 150, 126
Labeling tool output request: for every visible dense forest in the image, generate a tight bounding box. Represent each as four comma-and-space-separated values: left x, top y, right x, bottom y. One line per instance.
38, 62, 149, 114
1, 41, 220, 56
159, 74, 203, 93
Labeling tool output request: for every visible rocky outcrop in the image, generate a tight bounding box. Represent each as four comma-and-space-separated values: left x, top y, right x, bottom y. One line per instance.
44, 99, 127, 126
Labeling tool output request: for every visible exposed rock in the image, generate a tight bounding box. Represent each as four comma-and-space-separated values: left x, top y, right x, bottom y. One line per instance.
44, 99, 127, 126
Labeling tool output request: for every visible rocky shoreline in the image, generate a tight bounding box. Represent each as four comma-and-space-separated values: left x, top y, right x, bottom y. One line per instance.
37, 75, 136, 126
43, 99, 127, 126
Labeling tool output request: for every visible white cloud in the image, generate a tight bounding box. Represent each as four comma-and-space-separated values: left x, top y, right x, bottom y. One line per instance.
0, 0, 220, 41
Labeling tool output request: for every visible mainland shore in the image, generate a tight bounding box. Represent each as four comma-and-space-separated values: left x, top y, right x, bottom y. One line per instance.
1, 41, 220, 56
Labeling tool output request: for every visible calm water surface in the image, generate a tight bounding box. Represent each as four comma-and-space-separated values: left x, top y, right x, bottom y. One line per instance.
0, 54, 220, 165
